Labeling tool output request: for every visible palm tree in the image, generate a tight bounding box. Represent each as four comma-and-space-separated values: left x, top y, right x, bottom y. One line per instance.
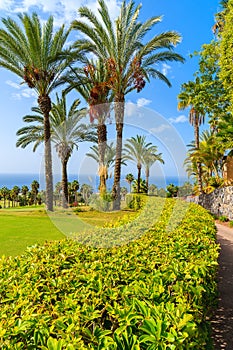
17, 93, 94, 208
125, 173, 135, 193
80, 184, 93, 205
31, 180, 40, 205
70, 180, 80, 204
71, 0, 184, 209
132, 179, 148, 194
0, 13, 71, 211
11, 186, 20, 207
0, 187, 10, 208
124, 135, 157, 193
86, 142, 116, 188
142, 146, 164, 190
61, 59, 112, 195
21, 185, 29, 205
178, 80, 205, 194
185, 130, 225, 189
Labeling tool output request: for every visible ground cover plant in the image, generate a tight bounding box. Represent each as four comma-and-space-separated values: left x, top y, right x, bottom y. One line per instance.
0, 199, 219, 349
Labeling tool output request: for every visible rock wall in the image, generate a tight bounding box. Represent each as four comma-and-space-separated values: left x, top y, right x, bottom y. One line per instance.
186, 186, 233, 220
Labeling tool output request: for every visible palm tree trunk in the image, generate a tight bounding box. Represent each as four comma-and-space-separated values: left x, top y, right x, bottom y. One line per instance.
61, 158, 69, 208
145, 167, 149, 193
97, 122, 107, 195
137, 164, 141, 193
112, 100, 124, 210
194, 122, 203, 194
38, 95, 53, 211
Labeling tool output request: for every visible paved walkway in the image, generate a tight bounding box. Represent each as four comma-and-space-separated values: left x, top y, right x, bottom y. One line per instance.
211, 223, 233, 349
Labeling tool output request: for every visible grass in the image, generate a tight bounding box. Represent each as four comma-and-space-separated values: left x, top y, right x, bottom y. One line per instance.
0, 205, 136, 257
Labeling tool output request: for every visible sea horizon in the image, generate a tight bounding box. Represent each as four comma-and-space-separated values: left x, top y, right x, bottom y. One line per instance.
0, 172, 189, 192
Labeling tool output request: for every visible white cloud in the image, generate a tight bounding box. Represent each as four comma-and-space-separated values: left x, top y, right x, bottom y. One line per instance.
12, 88, 37, 100
162, 63, 171, 76
169, 115, 188, 124
0, 0, 12, 10
150, 124, 171, 134
2, 0, 121, 27
6, 79, 37, 100
137, 98, 152, 108
6, 80, 20, 89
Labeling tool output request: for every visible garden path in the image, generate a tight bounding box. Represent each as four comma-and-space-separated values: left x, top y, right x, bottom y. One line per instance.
211, 223, 233, 349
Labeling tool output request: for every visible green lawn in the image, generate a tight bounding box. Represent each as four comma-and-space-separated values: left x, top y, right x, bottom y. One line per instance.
0, 206, 136, 257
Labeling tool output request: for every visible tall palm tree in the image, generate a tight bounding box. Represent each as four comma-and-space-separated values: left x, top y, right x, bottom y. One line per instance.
21, 185, 29, 204
0, 187, 10, 208
178, 80, 205, 194
86, 142, 116, 188
61, 59, 113, 195
17, 93, 94, 208
71, 0, 184, 209
142, 146, 164, 190
31, 180, 39, 205
0, 13, 71, 211
124, 135, 157, 193
125, 173, 135, 193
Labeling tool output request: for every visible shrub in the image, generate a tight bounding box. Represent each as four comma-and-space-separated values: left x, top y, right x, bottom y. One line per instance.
0, 199, 219, 349
126, 193, 147, 210
229, 221, 233, 228
219, 215, 229, 222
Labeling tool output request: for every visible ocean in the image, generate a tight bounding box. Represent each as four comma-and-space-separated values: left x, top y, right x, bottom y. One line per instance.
0, 173, 189, 191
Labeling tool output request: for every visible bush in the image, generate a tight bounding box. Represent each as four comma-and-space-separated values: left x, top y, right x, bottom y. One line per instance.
229, 221, 233, 228
0, 199, 219, 349
126, 193, 147, 210
219, 215, 229, 222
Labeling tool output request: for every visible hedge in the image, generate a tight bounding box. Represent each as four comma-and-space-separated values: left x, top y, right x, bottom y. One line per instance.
0, 199, 219, 349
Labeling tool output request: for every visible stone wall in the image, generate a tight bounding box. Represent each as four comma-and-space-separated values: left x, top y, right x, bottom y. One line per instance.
186, 186, 233, 220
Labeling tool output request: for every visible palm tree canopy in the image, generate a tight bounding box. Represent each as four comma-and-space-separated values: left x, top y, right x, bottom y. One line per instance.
86, 142, 116, 169
71, 0, 184, 98
16, 93, 96, 158
0, 13, 71, 96
143, 146, 164, 169
61, 58, 114, 123
178, 80, 205, 127
124, 135, 153, 167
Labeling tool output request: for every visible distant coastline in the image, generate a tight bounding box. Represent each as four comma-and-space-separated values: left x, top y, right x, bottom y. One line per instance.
0, 173, 189, 191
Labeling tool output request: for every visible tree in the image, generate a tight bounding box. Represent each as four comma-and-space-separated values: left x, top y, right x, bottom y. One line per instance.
62, 59, 112, 195
21, 185, 29, 205
148, 184, 158, 196
11, 186, 20, 207
17, 93, 94, 208
120, 186, 128, 201
70, 180, 80, 204
178, 79, 205, 194
219, 0, 233, 107
31, 180, 39, 205
166, 183, 178, 198
125, 173, 135, 193
143, 146, 164, 190
80, 184, 93, 205
185, 130, 225, 191
86, 141, 116, 189
132, 179, 148, 194
124, 135, 158, 193
0, 13, 71, 211
72, 0, 184, 209
0, 187, 10, 208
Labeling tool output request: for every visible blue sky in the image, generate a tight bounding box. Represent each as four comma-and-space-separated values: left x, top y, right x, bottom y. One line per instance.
0, 0, 221, 180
